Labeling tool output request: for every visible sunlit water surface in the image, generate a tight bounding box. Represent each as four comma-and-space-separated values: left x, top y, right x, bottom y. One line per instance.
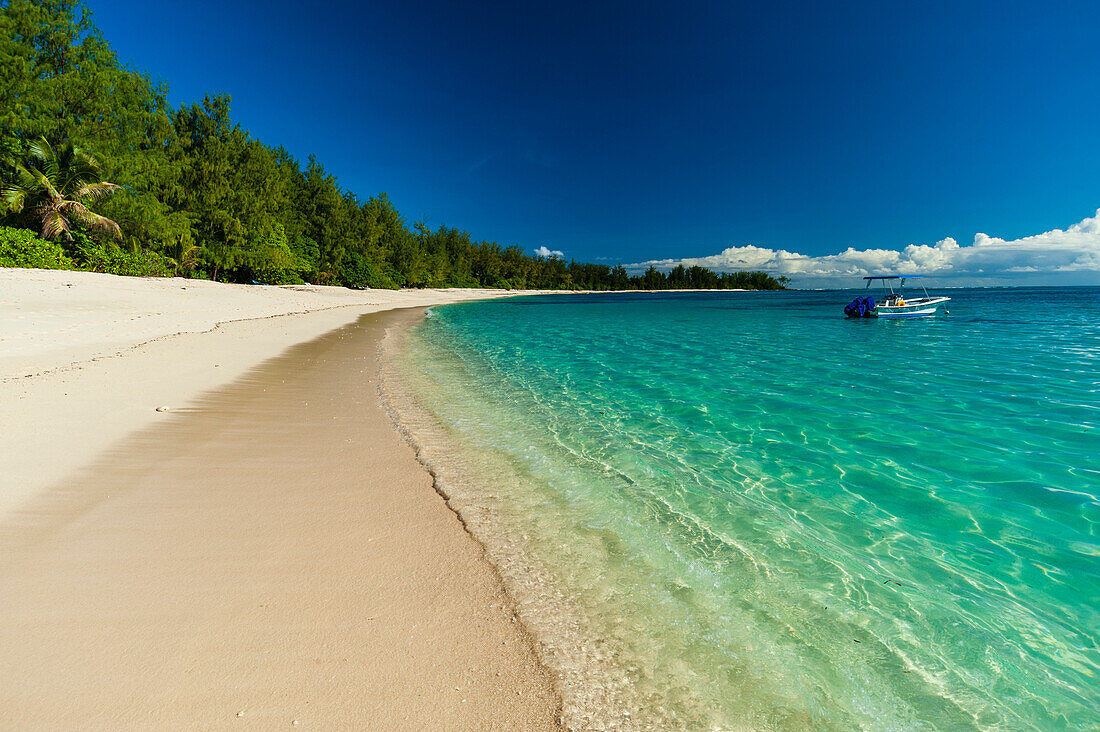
387, 288, 1099, 730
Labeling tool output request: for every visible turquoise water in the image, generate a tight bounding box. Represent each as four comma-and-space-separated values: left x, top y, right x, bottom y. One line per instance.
393, 289, 1099, 729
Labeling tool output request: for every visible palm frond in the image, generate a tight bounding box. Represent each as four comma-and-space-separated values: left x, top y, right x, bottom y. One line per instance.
27, 138, 51, 165
40, 208, 72, 240
63, 201, 123, 241
170, 244, 202, 274
72, 181, 122, 203
58, 145, 102, 194
29, 138, 61, 187
73, 145, 101, 169
0, 184, 26, 213
26, 164, 61, 201
12, 162, 40, 192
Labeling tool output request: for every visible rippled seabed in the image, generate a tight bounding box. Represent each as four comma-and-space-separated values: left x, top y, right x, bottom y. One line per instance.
393, 288, 1099, 730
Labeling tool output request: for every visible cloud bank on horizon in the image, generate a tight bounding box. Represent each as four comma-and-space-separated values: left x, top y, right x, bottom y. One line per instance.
628, 209, 1100, 286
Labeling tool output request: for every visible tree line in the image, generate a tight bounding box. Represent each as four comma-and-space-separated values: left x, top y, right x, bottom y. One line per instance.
0, 0, 785, 291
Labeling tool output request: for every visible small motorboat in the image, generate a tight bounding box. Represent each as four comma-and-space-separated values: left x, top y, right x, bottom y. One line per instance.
844, 276, 950, 319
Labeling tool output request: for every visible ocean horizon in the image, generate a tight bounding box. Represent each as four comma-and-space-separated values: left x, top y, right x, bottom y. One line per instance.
384, 287, 1099, 729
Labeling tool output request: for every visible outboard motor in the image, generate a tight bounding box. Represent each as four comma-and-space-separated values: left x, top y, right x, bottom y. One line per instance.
844, 296, 876, 318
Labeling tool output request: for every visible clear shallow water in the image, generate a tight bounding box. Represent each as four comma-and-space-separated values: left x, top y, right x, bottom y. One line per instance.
392, 288, 1099, 730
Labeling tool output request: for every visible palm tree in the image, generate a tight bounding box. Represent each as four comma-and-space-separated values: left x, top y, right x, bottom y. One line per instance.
1, 138, 122, 241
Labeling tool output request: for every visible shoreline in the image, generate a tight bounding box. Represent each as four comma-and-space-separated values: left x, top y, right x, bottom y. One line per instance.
378, 315, 643, 729
0, 302, 563, 728
0, 268, 561, 519
0, 268, 775, 727
0, 269, 764, 519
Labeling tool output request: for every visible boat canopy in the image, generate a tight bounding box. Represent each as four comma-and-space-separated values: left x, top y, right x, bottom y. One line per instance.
863, 275, 922, 280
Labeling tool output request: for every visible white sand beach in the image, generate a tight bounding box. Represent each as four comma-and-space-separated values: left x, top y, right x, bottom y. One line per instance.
0, 268, 547, 517
0, 268, 561, 728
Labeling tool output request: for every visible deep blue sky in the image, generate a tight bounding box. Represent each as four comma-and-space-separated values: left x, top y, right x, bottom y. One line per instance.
90, 0, 1100, 265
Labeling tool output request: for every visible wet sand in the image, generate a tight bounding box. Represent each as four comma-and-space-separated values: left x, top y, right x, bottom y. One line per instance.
0, 269, 550, 517
0, 309, 560, 728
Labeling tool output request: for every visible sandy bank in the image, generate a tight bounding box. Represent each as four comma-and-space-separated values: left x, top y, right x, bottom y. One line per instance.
0, 279, 562, 728
0, 268, 549, 518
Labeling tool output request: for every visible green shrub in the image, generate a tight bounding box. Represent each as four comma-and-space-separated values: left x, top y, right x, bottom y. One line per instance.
341, 253, 399, 289
0, 226, 74, 269
62, 232, 174, 277
80, 247, 175, 277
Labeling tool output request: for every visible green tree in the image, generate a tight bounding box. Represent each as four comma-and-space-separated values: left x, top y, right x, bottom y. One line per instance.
240, 220, 302, 284
0, 0, 789, 292
1, 137, 121, 240
0, 0, 174, 170
642, 265, 666, 290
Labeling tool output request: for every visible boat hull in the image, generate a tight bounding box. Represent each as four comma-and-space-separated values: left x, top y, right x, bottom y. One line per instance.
875, 306, 939, 318
874, 296, 949, 318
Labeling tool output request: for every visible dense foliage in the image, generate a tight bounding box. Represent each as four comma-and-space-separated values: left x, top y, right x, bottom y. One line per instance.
0, 0, 784, 291
0, 224, 71, 268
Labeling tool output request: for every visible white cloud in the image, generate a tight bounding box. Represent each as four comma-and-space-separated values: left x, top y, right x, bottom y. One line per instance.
534, 245, 564, 258
627, 209, 1100, 286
